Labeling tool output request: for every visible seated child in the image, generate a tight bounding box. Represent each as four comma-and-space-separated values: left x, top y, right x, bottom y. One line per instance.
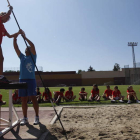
79, 88, 88, 101
0, 93, 6, 105
89, 84, 100, 101
65, 87, 76, 102
54, 88, 66, 105
102, 85, 112, 100
12, 89, 21, 104
112, 86, 124, 103
36, 87, 42, 103
42, 87, 52, 103
27, 96, 32, 104
127, 86, 140, 104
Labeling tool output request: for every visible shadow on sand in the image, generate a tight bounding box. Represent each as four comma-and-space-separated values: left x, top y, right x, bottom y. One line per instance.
1, 122, 58, 140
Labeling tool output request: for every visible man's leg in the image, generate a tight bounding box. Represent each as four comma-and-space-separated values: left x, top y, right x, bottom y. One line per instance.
102, 95, 106, 100
63, 96, 69, 102
80, 95, 84, 101
30, 96, 39, 117
133, 93, 138, 100
109, 96, 112, 100
84, 95, 87, 100
21, 97, 28, 118
97, 95, 101, 101
88, 95, 93, 101
72, 95, 76, 100
0, 47, 4, 75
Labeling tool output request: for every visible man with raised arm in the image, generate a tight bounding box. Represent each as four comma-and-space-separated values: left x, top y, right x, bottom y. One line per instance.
13, 30, 39, 125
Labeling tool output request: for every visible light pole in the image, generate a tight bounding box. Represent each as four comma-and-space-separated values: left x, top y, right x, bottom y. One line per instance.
128, 42, 138, 68
128, 42, 138, 83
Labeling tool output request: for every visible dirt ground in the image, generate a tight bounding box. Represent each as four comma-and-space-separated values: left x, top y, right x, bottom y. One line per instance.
47, 105, 140, 140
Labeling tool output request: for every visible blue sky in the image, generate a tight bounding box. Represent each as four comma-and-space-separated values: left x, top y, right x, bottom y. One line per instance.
1, 0, 140, 72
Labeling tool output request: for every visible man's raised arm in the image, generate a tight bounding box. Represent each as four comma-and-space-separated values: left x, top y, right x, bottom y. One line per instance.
13, 31, 21, 57
20, 30, 36, 55
1, 6, 13, 22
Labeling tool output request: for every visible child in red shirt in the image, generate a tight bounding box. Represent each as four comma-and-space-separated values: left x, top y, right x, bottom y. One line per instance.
42, 87, 52, 103
36, 87, 42, 103
0, 6, 19, 83
12, 89, 21, 104
89, 84, 100, 101
127, 86, 140, 104
65, 87, 76, 102
54, 88, 66, 105
102, 85, 112, 100
112, 86, 124, 103
79, 87, 88, 101
0, 93, 6, 105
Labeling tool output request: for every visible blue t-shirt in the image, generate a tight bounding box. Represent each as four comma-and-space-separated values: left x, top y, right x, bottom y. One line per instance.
19, 53, 37, 79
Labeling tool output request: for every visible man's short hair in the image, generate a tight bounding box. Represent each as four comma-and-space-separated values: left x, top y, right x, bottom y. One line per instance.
81, 87, 85, 91
114, 86, 118, 89
60, 88, 65, 92
69, 87, 72, 90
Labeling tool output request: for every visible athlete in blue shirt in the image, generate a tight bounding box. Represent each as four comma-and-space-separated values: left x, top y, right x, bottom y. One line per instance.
13, 30, 39, 125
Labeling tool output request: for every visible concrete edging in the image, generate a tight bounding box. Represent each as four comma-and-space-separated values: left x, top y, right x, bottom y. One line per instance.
50, 107, 63, 125
39, 107, 63, 140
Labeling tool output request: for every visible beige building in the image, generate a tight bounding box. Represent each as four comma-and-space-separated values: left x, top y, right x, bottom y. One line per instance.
81, 70, 125, 86
3, 68, 140, 86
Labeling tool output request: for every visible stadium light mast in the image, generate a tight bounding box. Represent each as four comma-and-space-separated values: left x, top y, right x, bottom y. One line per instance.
128, 42, 138, 83
128, 42, 138, 68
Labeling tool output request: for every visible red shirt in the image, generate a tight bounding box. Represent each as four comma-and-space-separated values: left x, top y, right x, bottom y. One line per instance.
127, 90, 135, 93
65, 91, 73, 99
127, 90, 135, 98
55, 91, 64, 98
43, 92, 52, 100
91, 90, 99, 97
37, 91, 41, 96
0, 17, 7, 45
79, 92, 87, 95
104, 89, 113, 97
0, 94, 2, 102
112, 90, 121, 97
12, 93, 20, 101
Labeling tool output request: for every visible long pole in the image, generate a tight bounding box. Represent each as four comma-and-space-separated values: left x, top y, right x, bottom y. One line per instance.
6, 1, 68, 139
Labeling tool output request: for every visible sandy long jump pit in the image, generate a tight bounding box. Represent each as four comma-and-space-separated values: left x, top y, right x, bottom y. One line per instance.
48, 105, 140, 140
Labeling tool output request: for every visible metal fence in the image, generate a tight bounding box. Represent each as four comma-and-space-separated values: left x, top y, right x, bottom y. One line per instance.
4, 66, 43, 72
124, 64, 140, 85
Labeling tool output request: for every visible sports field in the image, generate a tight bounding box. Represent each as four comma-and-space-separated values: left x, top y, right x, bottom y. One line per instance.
1, 85, 140, 107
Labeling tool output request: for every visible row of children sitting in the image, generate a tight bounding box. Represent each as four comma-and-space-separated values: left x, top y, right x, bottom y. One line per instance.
80, 84, 140, 104
11, 84, 140, 105
37, 87, 76, 105
12, 87, 76, 105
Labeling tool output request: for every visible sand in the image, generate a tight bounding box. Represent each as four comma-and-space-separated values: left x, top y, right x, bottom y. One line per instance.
47, 105, 140, 140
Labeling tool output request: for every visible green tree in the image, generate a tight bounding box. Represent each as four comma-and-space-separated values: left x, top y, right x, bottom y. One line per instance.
77, 69, 85, 74
5, 70, 17, 72
113, 63, 120, 71
88, 66, 95, 71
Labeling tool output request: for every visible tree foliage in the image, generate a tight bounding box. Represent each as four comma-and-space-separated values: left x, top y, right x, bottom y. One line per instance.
88, 66, 95, 72
77, 69, 85, 74
113, 63, 120, 71
4, 70, 19, 72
